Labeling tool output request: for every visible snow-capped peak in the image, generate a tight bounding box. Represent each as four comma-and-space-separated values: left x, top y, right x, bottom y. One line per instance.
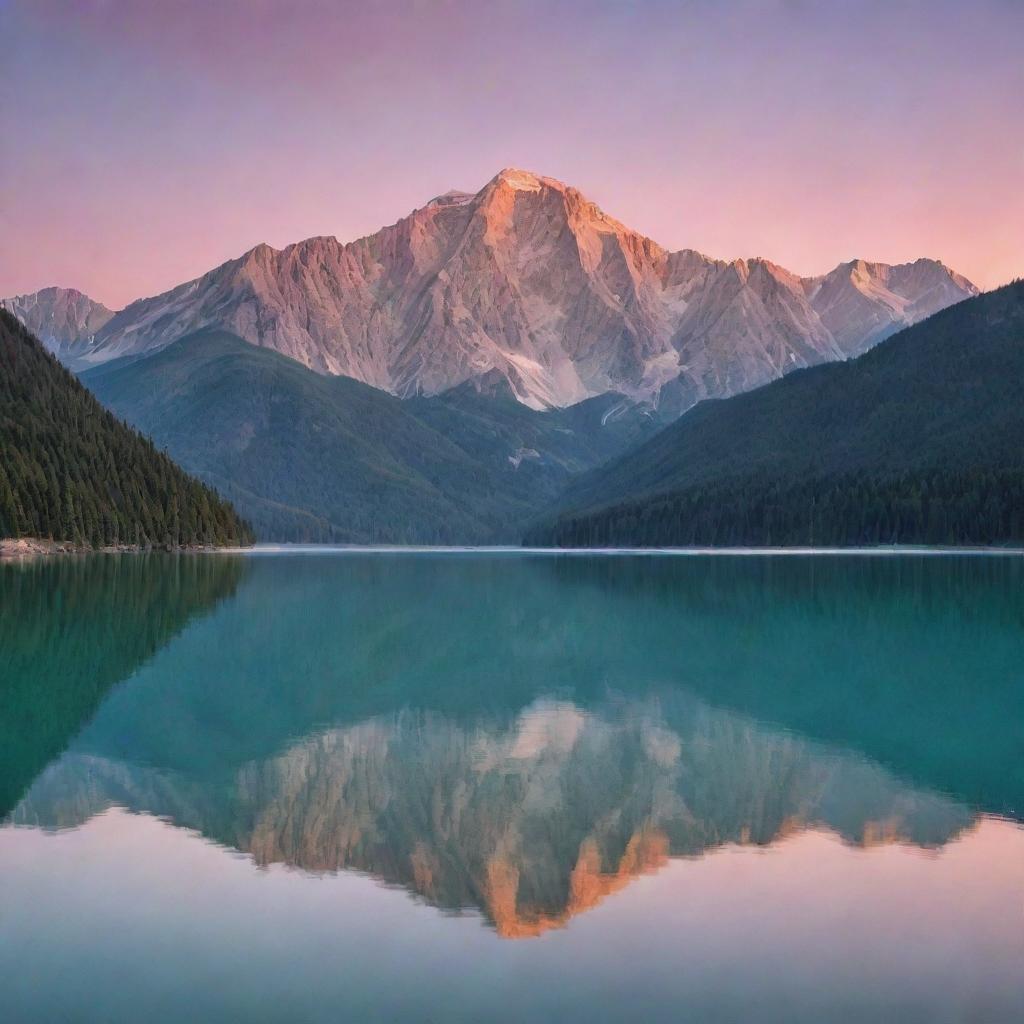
493, 168, 544, 192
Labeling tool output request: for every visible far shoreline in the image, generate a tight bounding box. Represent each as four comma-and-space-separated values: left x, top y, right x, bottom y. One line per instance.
6, 538, 1024, 561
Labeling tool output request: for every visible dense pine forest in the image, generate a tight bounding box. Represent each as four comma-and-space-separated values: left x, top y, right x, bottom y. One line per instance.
528, 280, 1024, 548
536, 466, 1024, 547
0, 309, 253, 547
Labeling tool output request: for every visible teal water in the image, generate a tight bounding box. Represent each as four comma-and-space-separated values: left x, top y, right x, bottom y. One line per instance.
1, 551, 1023, 1022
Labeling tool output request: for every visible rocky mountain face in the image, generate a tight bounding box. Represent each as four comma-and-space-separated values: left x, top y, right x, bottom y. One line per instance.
2, 286, 113, 358
6, 169, 976, 413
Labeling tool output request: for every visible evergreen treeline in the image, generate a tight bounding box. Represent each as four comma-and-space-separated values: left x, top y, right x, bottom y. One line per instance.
528, 280, 1024, 548
0, 309, 253, 547
538, 466, 1024, 547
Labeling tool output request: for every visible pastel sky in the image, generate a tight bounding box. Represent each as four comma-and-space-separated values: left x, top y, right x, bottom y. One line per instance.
2, 0, 1022, 308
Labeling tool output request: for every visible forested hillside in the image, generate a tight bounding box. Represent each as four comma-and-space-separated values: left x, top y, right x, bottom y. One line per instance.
0, 310, 252, 547
527, 281, 1024, 547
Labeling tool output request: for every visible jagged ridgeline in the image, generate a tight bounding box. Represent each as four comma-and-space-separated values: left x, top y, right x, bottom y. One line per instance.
529, 281, 1024, 547
0, 552, 246, 818
0, 309, 253, 547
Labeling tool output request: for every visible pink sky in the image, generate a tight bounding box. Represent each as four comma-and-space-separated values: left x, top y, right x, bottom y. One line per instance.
2, 0, 1022, 309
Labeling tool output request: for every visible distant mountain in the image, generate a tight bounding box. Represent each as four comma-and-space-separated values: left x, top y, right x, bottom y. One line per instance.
527, 281, 1024, 548
3, 286, 113, 359
805, 258, 976, 357
8, 168, 976, 415
82, 329, 659, 543
0, 310, 252, 548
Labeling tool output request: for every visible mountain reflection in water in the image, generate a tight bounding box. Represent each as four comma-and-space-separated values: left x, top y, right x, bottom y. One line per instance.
6, 552, 1021, 939
15, 693, 976, 938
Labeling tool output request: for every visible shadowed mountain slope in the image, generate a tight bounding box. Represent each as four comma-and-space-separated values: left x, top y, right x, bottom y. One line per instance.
83, 329, 659, 542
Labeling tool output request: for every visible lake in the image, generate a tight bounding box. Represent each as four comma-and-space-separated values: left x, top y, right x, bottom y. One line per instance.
2, 550, 1022, 1023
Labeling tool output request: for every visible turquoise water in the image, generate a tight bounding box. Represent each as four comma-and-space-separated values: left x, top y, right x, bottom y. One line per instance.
1, 551, 1022, 1022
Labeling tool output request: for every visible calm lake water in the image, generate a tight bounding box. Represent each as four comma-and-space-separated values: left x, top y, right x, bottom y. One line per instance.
2, 550, 1022, 1023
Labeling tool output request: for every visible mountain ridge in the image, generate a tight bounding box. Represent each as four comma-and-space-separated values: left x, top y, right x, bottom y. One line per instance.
5, 168, 976, 414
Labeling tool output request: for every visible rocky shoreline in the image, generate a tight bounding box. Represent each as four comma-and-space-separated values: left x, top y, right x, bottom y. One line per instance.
0, 537, 244, 559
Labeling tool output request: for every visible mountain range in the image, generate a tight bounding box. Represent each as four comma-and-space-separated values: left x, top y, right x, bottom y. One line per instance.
6, 168, 976, 416
7, 168, 1011, 548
